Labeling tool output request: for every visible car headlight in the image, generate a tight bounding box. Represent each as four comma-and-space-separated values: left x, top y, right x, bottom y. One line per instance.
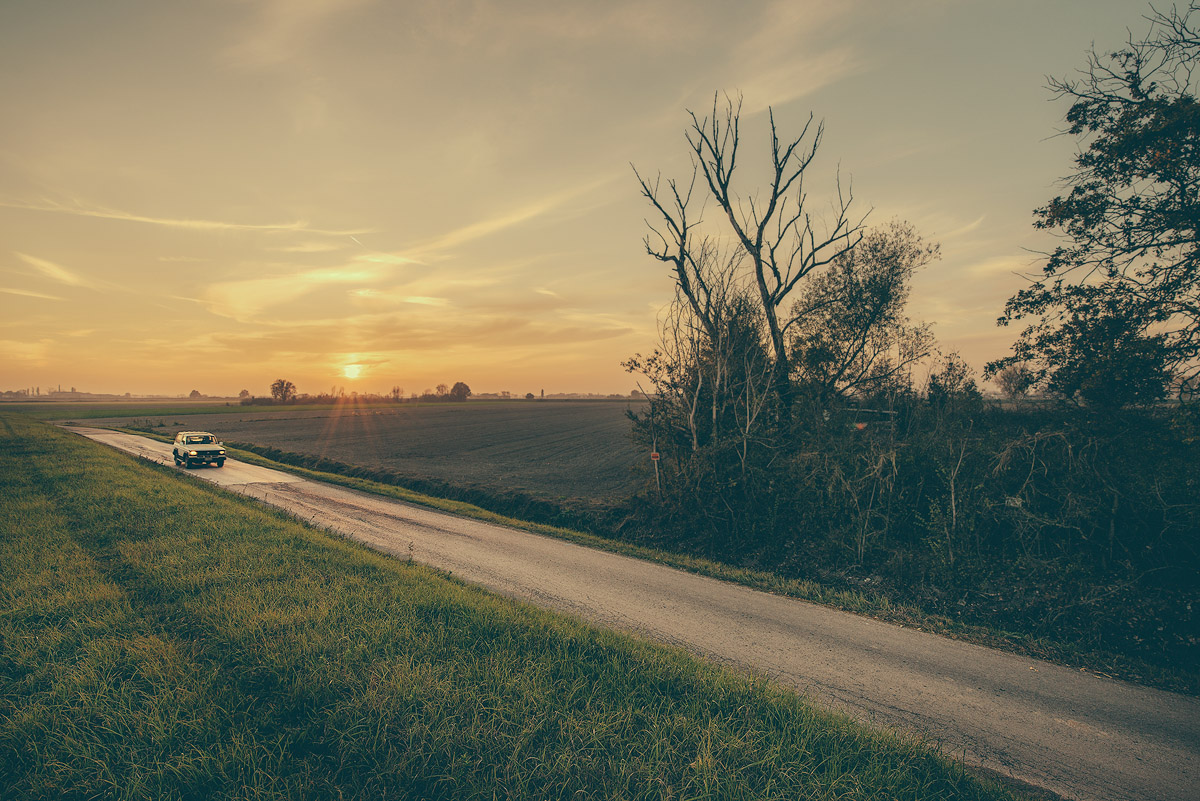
188, 450, 198, 456
218, 449, 225, 455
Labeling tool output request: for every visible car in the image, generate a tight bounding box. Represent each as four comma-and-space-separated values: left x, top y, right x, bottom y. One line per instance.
173, 431, 226, 468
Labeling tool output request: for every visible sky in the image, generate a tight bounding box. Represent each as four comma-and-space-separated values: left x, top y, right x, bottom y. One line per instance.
0, 0, 1156, 397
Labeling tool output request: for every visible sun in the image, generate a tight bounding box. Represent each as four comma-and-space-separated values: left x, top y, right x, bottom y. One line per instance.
342, 364, 363, 379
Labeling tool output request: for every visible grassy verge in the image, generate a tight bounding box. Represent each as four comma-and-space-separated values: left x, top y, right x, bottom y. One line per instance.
1, 412, 1029, 800
109, 424, 1200, 697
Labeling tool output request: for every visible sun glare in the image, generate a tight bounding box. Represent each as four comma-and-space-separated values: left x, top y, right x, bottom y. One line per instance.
342, 364, 363, 379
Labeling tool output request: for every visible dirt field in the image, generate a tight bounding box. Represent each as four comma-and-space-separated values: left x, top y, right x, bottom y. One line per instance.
70, 400, 647, 506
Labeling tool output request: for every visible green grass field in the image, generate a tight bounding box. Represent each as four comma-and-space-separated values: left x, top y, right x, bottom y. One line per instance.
0, 412, 1027, 800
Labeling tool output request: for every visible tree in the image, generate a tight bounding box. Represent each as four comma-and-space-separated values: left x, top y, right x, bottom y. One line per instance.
238, 389, 250, 399
1042, 313, 1171, 407
270, 378, 296, 404
790, 220, 938, 401
450, 382, 472, 402
436, 383, 449, 397
926, 353, 982, 407
994, 363, 1036, 399
989, 3, 1200, 404
636, 93, 865, 417
188, 389, 203, 399
391, 385, 404, 401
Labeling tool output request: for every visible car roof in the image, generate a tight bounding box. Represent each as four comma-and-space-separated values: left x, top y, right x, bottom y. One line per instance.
178, 431, 216, 436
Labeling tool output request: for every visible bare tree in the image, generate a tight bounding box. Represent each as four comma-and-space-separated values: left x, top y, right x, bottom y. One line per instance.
636, 93, 866, 415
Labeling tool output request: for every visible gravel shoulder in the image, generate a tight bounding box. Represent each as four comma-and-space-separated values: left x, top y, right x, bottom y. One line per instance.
68, 426, 1200, 801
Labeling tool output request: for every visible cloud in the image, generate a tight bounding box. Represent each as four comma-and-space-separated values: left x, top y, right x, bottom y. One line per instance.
356, 252, 423, 266
400, 175, 618, 260
269, 241, 348, 254
223, 0, 378, 68
13, 252, 94, 288
734, 46, 863, 113
728, 0, 865, 111
0, 198, 369, 236
198, 312, 634, 359
0, 339, 51, 364
965, 256, 1032, 278
941, 215, 987, 241
203, 261, 406, 320
0, 286, 62, 300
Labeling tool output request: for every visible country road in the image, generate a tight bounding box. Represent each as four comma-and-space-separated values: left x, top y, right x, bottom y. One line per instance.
69, 427, 1200, 801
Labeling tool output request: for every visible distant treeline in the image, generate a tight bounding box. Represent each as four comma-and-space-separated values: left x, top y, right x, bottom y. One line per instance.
242, 390, 643, 405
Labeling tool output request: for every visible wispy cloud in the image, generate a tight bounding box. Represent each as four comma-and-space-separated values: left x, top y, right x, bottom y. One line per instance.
965, 256, 1032, 278
13, 252, 94, 288
204, 263, 398, 320
193, 311, 635, 359
941, 215, 987, 241
0, 338, 51, 364
223, 0, 378, 68
0, 198, 369, 236
0, 286, 62, 300
401, 175, 617, 260
729, 0, 865, 112
269, 241, 348, 254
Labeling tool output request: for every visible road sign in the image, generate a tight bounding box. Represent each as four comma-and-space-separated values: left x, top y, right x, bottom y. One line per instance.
650, 452, 660, 461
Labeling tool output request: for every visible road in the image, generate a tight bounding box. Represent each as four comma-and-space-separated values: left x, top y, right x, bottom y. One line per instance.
70, 427, 1200, 801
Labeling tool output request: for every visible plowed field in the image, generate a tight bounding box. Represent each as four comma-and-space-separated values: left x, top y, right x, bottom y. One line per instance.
72, 400, 647, 506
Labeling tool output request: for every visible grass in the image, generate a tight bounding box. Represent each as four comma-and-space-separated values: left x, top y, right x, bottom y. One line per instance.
0, 412, 1029, 800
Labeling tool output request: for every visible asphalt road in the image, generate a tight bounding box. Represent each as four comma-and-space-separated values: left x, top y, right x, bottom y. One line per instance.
70, 427, 1200, 801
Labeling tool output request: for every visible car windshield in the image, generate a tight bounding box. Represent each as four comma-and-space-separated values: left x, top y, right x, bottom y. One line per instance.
186, 435, 214, 444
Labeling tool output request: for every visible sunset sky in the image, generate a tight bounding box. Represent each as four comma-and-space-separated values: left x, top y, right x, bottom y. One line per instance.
1, 0, 1149, 397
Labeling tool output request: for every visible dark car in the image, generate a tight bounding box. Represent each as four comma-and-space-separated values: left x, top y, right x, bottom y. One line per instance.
173, 431, 226, 468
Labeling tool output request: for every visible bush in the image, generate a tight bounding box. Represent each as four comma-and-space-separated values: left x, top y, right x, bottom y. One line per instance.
625, 395, 1199, 680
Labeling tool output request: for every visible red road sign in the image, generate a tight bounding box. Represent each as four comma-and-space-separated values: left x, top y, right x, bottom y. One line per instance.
650, 452, 660, 461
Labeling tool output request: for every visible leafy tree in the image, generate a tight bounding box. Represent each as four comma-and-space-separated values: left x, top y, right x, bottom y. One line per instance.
188, 389, 203, 399
238, 389, 250, 399
989, 3, 1200, 405
926, 353, 982, 408
790, 220, 938, 401
270, 378, 296, 404
1042, 313, 1171, 407
994, 363, 1036, 399
449, 382, 472, 402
